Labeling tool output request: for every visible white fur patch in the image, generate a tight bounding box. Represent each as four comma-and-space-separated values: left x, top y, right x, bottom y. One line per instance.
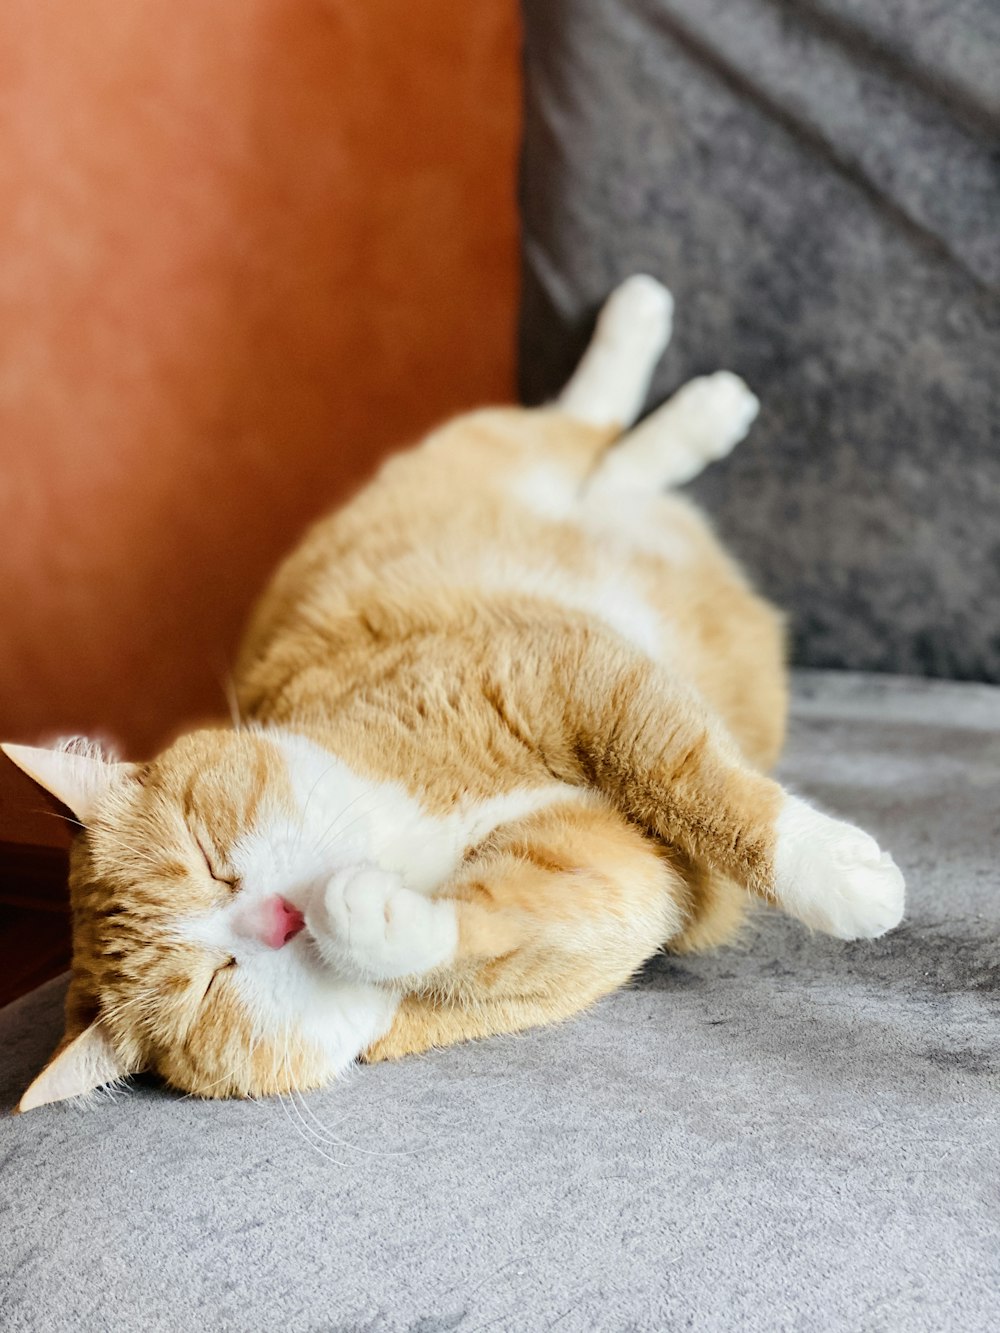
512, 464, 694, 565
558, 275, 674, 428
773, 796, 905, 940
578, 488, 694, 565
592, 371, 759, 493
585, 579, 667, 659
478, 548, 667, 659
307, 865, 460, 983
272, 731, 574, 895
234, 946, 398, 1078
510, 462, 577, 523
504, 475, 688, 656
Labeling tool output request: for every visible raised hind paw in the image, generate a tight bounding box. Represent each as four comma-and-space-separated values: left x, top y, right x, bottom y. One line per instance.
773, 798, 906, 940
601, 274, 674, 350
592, 370, 759, 492
665, 371, 759, 467
558, 275, 674, 430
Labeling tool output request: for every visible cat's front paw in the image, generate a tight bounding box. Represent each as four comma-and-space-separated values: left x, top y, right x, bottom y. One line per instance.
306, 864, 457, 982
774, 798, 905, 940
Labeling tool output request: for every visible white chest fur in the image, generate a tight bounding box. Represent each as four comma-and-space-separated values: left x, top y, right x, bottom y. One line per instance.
269, 730, 572, 894
505, 466, 686, 659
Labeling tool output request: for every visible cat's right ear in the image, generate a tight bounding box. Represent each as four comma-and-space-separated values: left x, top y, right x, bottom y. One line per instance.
1, 741, 138, 824
17, 1021, 130, 1114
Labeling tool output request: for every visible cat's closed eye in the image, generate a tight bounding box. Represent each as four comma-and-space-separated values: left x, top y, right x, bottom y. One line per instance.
195, 835, 239, 891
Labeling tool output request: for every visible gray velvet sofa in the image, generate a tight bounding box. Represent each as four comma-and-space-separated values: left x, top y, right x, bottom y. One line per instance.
3, 2, 999, 1329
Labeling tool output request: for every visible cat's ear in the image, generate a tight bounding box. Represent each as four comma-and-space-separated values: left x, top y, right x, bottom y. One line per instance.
1, 741, 138, 823
17, 1021, 129, 1113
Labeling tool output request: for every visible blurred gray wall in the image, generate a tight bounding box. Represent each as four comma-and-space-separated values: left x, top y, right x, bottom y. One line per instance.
519, 0, 1000, 681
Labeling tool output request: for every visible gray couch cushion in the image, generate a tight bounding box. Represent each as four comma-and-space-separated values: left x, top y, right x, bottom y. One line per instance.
519, 0, 1000, 681
2, 672, 998, 1332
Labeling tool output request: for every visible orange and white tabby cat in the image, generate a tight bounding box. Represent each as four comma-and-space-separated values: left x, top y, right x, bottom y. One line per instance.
6, 276, 905, 1112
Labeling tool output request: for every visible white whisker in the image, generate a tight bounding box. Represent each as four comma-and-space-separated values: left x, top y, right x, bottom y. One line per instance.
222, 675, 243, 732
291, 1087, 424, 1159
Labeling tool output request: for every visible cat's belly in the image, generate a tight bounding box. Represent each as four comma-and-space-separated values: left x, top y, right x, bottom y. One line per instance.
483, 473, 726, 662
475, 546, 670, 659
498, 469, 787, 765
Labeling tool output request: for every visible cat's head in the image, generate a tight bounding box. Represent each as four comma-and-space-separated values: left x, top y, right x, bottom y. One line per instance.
4, 730, 392, 1112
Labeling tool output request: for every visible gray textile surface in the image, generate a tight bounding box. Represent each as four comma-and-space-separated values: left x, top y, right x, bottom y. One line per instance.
519, 0, 1000, 681
2, 671, 999, 1332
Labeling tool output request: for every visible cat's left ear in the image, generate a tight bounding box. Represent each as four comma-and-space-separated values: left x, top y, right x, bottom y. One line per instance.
1, 742, 139, 824
17, 1021, 130, 1113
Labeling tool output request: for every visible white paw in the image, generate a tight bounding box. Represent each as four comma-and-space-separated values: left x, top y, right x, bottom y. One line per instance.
598, 274, 674, 352
305, 864, 457, 982
559, 275, 675, 428
774, 798, 905, 940
667, 371, 759, 463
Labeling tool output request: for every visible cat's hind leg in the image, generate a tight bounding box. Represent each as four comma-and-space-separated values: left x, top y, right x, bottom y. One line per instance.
557, 275, 673, 430
589, 371, 759, 492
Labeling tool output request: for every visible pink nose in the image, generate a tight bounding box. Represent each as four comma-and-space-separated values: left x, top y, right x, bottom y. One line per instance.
233, 895, 305, 950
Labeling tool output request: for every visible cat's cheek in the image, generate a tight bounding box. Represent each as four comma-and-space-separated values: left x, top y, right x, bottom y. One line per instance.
231, 954, 400, 1088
